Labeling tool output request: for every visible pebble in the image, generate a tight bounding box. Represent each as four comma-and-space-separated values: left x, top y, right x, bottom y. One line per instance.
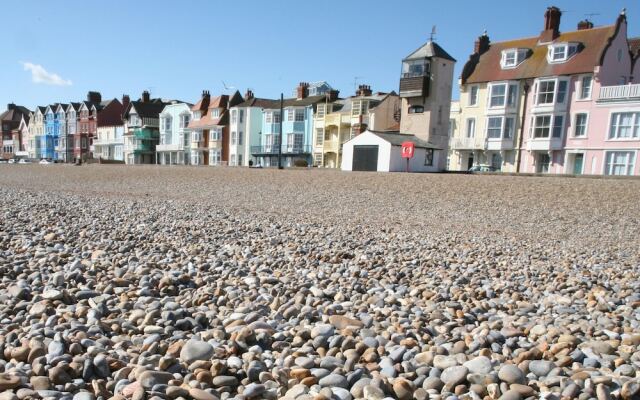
0, 168, 637, 400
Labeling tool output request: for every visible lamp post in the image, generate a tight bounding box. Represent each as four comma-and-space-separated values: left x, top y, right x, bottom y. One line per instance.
278, 93, 284, 169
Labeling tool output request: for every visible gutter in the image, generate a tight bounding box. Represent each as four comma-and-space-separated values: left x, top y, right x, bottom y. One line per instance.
515, 81, 530, 173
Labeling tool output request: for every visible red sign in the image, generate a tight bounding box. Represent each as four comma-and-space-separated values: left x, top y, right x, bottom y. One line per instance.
401, 141, 415, 159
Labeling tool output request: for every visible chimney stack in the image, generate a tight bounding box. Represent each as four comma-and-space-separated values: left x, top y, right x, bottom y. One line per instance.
296, 82, 309, 100
357, 85, 372, 97
540, 6, 562, 42
245, 89, 254, 100
474, 32, 491, 55
7, 103, 15, 111
577, 19, 594, 30
327, 90, 340, 102
87, 91, 102, 104
142, 91, 150, 103
122, 95, 130, 110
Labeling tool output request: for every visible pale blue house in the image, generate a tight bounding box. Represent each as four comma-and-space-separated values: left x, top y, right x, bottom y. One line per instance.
252, 82, 333, 167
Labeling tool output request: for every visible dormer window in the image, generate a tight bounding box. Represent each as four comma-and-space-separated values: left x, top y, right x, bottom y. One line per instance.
193, 111, 201, 120
500, 49, 528, 69
211, 109, 220, 118
547, 43, 579, 63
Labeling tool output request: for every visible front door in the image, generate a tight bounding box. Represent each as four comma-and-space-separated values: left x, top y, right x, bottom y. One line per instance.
573, 153, 584, 175
352, 145, 379, 171
467, 155, 474, 170
536, 153, 550, 173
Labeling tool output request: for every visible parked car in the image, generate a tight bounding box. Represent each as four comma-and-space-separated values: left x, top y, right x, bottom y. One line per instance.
18, 159, 31, 164
468, 164, 499, 173
8, 159, 15, 164
39, 159, 52, 165
0, 160, 7, 164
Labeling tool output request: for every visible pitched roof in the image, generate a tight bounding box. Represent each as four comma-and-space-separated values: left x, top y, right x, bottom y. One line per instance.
262, 95, 327, 110
369, 130, 441, 150
0, 104, 31, 130
404, 41, 456, 62
234, 97, 279, 109
125, 99, 169, 119
629, 37, 640, 58
462, 22, 619, 84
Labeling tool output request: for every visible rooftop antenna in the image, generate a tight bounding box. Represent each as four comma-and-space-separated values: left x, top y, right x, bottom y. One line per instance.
222, 81, 236, 94
353, 76, 363, 93
430, 25, 437, 42
584, 12, 600, 22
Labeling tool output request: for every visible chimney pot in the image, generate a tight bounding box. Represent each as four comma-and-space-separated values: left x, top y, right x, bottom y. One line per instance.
541, 6, 562, 41
142, 91, 150, 103
474, 32, 491, 55
577, 20, 594, 30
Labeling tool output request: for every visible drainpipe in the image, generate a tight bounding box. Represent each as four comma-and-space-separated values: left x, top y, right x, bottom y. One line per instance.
515, 81, 530, 173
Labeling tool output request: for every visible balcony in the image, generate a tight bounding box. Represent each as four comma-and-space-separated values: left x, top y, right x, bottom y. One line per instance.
486, 138, 515, 151
598, 84, 640, 102
251, 145, 311, 156
324, 114, 351, 127
133, 143, 154, 154
450, 137, 486, 151
323, 139, 340, 153
399, 75, 430, 98
526, 137, 563, 151
133, 128, 156, 140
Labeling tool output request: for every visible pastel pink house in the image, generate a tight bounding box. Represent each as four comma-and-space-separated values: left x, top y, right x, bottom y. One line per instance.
456, 6, 640, 176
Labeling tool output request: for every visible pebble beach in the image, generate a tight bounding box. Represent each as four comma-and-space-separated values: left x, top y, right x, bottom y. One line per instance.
0, 165, 639, 400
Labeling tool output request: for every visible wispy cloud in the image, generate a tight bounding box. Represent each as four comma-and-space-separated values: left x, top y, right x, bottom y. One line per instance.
21, 62, 72, 86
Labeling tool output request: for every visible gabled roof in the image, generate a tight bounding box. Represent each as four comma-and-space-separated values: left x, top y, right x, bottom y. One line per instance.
629, 37, 640, 58
404, 41, 456, 62
461, 15, 624, 84
66, 102, 81, 112
124, 99, 170, 119
369, 130, 441, 150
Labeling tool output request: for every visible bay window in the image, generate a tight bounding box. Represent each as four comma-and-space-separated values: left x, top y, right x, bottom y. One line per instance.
534, 78, 568, 105
604, 151, 636, 175
489, 84, 506, 107
531, 115, 564, 138
487, 117, 515, 139
609, 112, 640, 139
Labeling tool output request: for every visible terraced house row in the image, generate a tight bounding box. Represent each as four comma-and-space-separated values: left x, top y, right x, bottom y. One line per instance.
2, 5, 639, 175
448, 7, 640, 176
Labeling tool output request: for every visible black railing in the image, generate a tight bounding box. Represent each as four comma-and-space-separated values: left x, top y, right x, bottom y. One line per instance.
251, 145, 312, 155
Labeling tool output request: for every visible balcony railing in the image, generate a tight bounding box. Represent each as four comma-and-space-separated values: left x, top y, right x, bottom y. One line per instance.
450, 136, 486, 150
156, 143, 184, 152
133, 143, 154, 153
251, 145, 311, 155
598, 84, 640, 102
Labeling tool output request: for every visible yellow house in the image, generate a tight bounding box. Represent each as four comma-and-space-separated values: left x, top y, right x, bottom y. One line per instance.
312, 85, 400, 168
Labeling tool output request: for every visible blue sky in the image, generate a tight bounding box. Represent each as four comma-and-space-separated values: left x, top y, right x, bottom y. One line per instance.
2, 0, 637, 110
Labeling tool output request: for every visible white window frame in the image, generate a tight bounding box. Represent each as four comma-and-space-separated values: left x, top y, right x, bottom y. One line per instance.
500, 49, 528, 69
210, 109, 220, 118
534, 78, 569, 106
465, 118, 476, 138
209, 128, 221, 141
468, 85, 479, 107
486, 116, 515, 139
573, 112, 589, 138
530, 114, 564, 139
603, 150, 636, 176
488, 83, 507, 108
547, 43, 579, 63
295, 108, 305, 122
238, 131, 243, 146
578, 75, 593, 100
316, 104, 326, 118
608, 112, 640, 140
287, 108, 294, 122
